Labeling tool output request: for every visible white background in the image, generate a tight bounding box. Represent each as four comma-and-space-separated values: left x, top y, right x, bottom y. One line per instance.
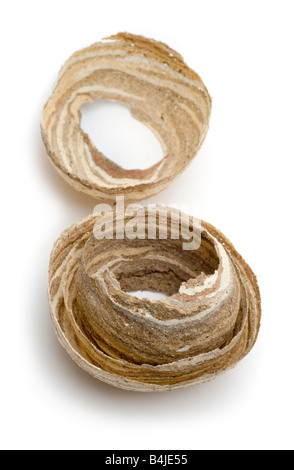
1, 0, 293, 451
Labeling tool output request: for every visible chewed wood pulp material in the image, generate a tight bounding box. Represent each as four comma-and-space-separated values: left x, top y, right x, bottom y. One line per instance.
41, 33, 211, 202
48, 209, 261, 391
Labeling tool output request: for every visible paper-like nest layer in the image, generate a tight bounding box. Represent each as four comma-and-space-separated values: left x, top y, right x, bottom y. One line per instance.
48, 208, 261, 391
41, 33, 211, 201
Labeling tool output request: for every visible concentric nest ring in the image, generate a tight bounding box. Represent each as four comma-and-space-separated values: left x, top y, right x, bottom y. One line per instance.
48, 208, 261, 391
41, 33, 211, 202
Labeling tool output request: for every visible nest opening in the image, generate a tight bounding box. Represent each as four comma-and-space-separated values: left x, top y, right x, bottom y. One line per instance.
109, 234, 220, 298
80, 98, 164, 171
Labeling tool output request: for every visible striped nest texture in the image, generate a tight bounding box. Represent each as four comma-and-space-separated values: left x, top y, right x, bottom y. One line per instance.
48, 208, 261, 391
41, 33, 211, 202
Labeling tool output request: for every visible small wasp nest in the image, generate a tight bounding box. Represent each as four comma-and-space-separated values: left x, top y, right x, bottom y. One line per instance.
48, 208, 261, 391
41, 33, 211, 202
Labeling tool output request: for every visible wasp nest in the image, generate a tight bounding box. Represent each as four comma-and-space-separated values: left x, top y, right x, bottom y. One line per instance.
48, 208, 261, 391
41, 33, 211, 202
